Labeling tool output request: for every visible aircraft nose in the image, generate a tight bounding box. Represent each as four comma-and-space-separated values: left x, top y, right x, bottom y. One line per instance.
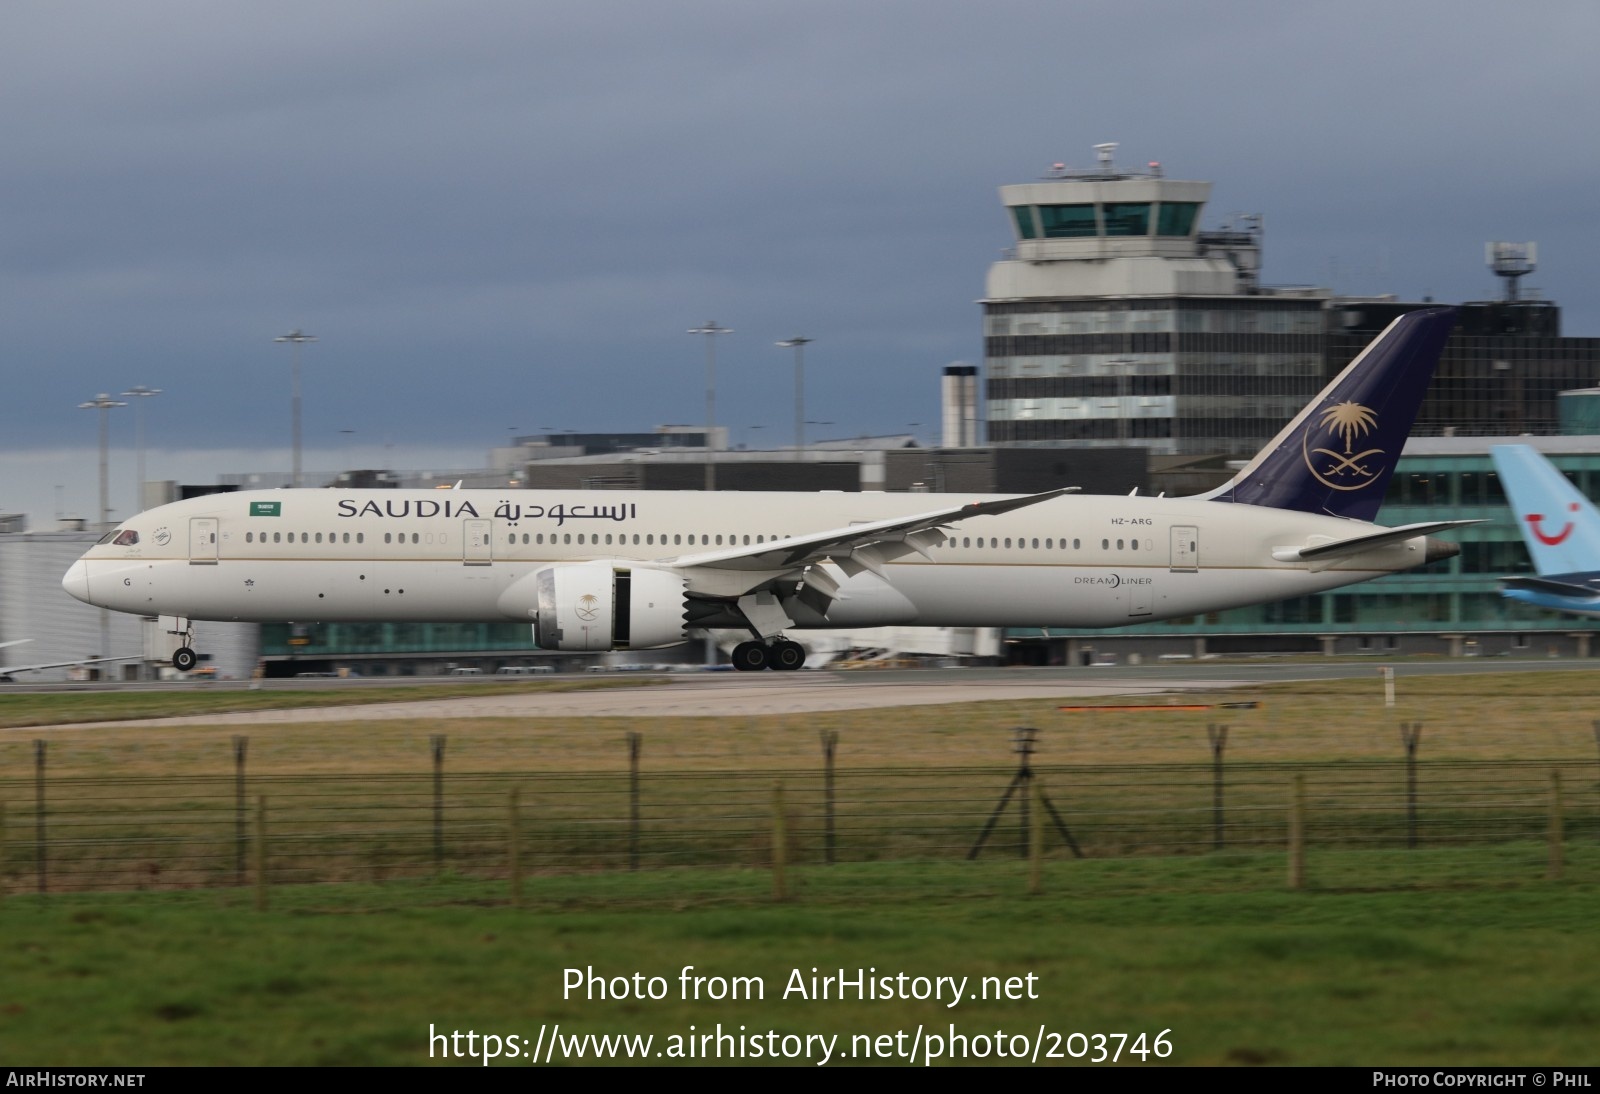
62, 559, 91, 604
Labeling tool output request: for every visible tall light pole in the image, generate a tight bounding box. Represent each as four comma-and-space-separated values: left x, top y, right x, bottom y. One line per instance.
688, 321, 732, 490
339, 429, 357, 479
79, 393, 126, 664
776, 336, 812, 460
274, 329, 317, 487
121, 385, 161, 512
78, 393, 127, 530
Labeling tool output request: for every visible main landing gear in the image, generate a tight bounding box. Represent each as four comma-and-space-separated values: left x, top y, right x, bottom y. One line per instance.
731, 638, 807, 672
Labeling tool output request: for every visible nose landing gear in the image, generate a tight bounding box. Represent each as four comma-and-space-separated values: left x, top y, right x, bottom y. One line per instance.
164, 616, 198, 672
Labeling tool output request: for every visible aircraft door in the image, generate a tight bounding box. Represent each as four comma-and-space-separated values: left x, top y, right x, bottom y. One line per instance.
1127, 580, 1153, 617
1170, 525, 1198, 572
188, 518, 219, 564
463, 519, 492, 565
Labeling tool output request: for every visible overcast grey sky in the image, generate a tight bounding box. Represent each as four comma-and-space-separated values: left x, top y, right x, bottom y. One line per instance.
4, 1, 1598, 519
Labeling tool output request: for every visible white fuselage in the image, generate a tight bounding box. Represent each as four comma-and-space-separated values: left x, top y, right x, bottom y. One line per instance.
65, 487, 1437, 638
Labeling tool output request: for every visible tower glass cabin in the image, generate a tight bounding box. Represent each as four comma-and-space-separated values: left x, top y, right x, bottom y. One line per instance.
983, 147, 1326, 456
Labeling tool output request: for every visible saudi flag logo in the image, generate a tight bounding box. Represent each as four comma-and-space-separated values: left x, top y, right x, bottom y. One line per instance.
249, 501, 282, 517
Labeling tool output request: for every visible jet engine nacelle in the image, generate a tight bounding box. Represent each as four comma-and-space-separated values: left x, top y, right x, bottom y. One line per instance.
497, 562, 687, 651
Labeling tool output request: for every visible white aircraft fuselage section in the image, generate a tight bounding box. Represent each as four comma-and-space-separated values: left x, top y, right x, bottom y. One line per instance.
65, 486, 1435, 632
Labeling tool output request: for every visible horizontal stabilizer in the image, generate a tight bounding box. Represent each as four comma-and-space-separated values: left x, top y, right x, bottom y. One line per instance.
1499, 575, 1600, 601
1273, 520, 1479, 571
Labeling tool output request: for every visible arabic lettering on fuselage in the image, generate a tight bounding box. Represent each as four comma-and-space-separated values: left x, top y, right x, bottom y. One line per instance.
335, 497, 638, 527
499, 501, 639, 527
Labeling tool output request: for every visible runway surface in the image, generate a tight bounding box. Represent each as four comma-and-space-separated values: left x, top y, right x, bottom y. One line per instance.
28, 657, 1596, 730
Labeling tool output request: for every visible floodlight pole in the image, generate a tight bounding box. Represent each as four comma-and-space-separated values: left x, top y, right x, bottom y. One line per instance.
688, 322, 732, 490
77, 393, 127, 531
120, 385, 161, 512
274, 330, 317, 487
777, 336, 813, 460
78, 393, 126, 662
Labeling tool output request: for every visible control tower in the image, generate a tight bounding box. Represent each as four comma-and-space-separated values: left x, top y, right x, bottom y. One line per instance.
983, 144, 1326, 456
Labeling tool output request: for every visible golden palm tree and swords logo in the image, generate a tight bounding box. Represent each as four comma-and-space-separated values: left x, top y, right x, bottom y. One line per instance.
1302, 400, 1384, 491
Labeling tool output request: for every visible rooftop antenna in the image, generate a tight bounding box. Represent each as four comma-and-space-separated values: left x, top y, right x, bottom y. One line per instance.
1093, 142, 1118, 175
1486, 242, 1537, 303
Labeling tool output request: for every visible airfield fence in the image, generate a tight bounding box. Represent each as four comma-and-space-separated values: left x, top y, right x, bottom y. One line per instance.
1, 756, 1597, 893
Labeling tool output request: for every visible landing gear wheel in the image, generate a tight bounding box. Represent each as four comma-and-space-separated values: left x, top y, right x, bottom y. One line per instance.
731, 641, 769, 672
769, 639, 806, 671
172, 646, 198, 672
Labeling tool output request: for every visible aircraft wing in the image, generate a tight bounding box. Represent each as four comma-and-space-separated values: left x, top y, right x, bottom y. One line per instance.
672, 487, 1079, 577
1, 654, 142, 680
1499, 575, 1600, 600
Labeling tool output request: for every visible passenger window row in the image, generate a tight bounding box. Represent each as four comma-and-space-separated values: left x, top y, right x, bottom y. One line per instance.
234, 528, 1155, 554
245, 531, 367, 544
941, 536, 1152, 551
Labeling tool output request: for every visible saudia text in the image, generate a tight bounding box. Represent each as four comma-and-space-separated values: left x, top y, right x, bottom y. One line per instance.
335, 499, 637, 526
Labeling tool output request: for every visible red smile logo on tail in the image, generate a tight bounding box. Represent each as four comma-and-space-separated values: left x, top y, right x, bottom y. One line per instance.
1526, 502, 1580, 545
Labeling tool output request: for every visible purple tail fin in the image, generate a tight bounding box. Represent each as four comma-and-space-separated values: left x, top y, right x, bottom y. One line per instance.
1203, 307, 1456, 521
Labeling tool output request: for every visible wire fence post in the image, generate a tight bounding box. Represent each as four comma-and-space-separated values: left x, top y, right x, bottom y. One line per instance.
1017, 729, 1033, 859
1207, 723, 1228, 851
1288, 773, 1306, 891
431, 735, 446, 874
772, 780, 788, 902
253, 794, 268, 911
34, 739, 45, 895
509, 787, 523, 909
1548, 770, 1564, 882
233, 735, 248, 886
1400, 722, 1422, 850
821, 730, 838, 866
1028, 775, 1044, 896
628, 732, 641, 872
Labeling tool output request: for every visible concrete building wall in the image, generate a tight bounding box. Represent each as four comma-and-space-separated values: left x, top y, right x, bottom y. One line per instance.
883, 447, 1147, 495
521, 460, 863, 492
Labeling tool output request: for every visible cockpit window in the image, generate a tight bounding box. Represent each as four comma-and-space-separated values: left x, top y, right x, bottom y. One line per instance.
96, 530, 120, 544
112, 530, 140, 546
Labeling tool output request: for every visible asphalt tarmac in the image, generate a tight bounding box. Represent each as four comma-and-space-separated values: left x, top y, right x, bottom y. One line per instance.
24, 656, 1597, 730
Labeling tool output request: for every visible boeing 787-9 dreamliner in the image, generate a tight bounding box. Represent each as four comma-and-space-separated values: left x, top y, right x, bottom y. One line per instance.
66, 309, 1468, 671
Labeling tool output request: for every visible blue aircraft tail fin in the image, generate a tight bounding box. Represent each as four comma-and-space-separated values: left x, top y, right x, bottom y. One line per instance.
1489, 445, 1600, 576
1204, 307, 1456, 521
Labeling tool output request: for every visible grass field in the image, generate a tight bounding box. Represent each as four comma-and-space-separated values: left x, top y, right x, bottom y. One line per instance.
5, 667, 1600, 776
2, 851, 1597, 1066
3, 668, 1599, 1066
0, 676, 650, 731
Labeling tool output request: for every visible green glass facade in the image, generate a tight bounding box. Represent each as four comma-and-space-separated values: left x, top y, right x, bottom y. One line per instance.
262, 621, 536, 666
1008, 201, 1201, 241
